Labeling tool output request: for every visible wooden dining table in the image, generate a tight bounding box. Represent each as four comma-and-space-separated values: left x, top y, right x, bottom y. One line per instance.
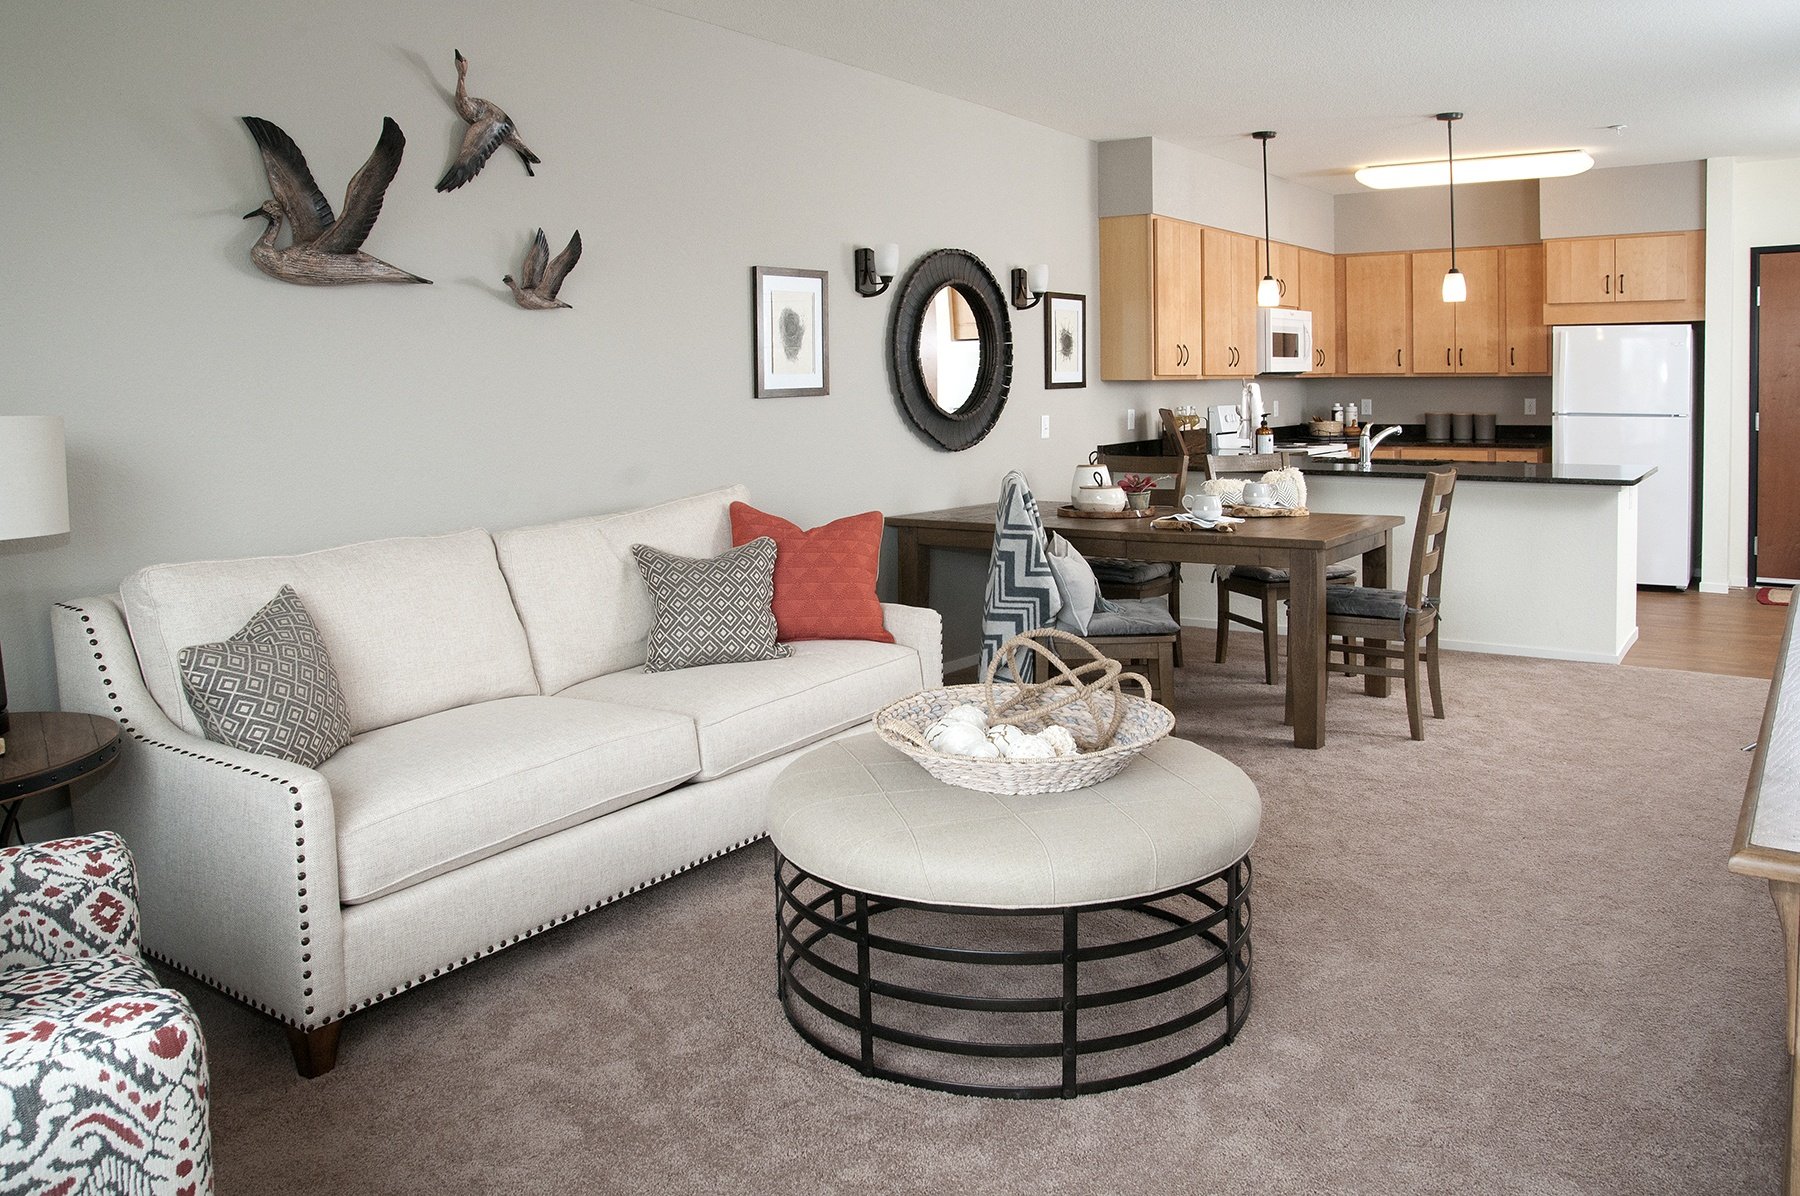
887, 504, 1406, 748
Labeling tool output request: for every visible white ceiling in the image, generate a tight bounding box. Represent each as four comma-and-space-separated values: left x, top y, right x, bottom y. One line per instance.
636, 0, 1800, 193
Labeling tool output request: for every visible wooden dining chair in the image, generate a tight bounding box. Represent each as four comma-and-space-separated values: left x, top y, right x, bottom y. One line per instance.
1091, 452, 1190, 665
1202, 452, 1357, 684
1289, 468, 1458, 741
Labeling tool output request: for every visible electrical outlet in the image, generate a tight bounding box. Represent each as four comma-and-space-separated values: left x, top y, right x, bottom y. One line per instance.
1125, 408, 1137, 432
1360, 399, 1373, 417
1270, 400, 1279, 418
1524, 397, 1537, 415
1040, 415, 1051, 439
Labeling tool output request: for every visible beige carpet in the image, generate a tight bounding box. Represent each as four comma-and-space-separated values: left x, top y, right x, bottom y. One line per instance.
176, 641, 1788, 1195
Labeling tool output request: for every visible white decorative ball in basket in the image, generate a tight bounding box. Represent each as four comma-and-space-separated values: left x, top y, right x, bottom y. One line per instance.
875, 628, 1174, 795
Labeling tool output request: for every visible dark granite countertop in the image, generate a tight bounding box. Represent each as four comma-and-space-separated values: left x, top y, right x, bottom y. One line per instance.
1299, 460, 1656, 486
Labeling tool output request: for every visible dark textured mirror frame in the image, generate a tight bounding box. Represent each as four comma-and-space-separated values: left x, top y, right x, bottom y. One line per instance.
887, 249, 1013, 452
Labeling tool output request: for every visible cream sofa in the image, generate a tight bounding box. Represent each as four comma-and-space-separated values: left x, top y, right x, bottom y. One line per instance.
50, 485, 942, 1075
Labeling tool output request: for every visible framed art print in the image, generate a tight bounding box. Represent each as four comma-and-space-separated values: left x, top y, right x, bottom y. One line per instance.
1044, 292, 1086, 389
753, 267, 829, 397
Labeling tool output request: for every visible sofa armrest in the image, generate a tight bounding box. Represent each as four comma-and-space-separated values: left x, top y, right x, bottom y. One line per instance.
52, 597, 347, 1028
0, 833, 140, 969
881, 602, 944, 690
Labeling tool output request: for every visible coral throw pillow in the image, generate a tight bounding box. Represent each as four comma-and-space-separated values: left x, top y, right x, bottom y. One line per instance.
729, 503, 893, 643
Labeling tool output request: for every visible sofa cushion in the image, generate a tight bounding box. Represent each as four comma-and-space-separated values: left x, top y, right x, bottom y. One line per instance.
492, 485, 746, 693
123, 530, 538, 739
320, 696, 700, 904
560, 640, 924, 782
631, 539, 790, 672
178, 586, 353, 768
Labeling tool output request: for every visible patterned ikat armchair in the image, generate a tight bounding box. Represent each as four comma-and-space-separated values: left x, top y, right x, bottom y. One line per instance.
1, 833, 212, 1193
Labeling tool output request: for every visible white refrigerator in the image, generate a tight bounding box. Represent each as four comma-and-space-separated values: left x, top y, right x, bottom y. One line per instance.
1551, 324, 1695, 588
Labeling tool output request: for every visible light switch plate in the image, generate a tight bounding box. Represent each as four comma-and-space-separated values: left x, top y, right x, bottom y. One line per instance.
1524, 397, 1537, 415
1040, 415, 1051, 439
1360, 399, 1373, 416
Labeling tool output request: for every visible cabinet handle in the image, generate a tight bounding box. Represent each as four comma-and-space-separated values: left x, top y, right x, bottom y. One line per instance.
1509, 346, 1516, 367
1278, 278, 1286, 297
1446, 348, 1452, 367
1396, 349, 1403, 368
1618, 273, 1626, 295
1458, 348, 1464, 367
1604, 274, 1610, 295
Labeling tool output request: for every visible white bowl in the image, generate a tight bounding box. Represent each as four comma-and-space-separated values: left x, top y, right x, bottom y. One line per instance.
1075, 485, 1127, 512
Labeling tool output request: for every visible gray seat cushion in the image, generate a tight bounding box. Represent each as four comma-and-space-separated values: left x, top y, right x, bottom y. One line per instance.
1324, 587, 1438, 621
1224, 562, 1358, 584
1089, 558, 1176, 585
1085, 597, 1180, 636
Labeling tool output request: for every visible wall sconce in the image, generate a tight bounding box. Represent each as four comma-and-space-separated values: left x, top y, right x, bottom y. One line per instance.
1011, 264, 1049, 310
855, 243, 899, 297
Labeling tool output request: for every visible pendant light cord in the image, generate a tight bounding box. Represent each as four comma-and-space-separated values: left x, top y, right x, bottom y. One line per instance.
1261, 134, 1272, 276
1446, 117, 1457, 270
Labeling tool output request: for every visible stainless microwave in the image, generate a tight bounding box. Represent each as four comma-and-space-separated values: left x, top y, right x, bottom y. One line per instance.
1257, 307, 1314, 374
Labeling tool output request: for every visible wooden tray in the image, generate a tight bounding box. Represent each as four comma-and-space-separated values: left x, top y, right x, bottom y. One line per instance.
1225, 504, 1309, 518
1057, 504, 1168, 520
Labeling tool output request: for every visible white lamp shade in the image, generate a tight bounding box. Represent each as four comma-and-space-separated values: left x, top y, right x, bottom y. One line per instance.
1026, 264, 1049, 294
874, 243, 899, 276
1442, 268, 1468, 303
1257, 275, 1281, 307
0, 416, 70, 541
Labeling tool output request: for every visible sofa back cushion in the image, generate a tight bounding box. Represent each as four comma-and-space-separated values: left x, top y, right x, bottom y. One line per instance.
492, 485, 745, 693
122, 529, 539, 739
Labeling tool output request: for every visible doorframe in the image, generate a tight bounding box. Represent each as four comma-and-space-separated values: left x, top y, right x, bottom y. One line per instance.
1750, 244, 1800, 583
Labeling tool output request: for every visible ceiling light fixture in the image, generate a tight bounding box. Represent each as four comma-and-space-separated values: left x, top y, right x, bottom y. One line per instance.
1254, 131, 1279, 308
1439, 113, 1465, 304
1354, 148, 1593, 190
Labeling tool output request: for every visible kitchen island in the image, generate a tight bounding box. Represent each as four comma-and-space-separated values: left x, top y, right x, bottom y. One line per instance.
1297, 460, 1656, 663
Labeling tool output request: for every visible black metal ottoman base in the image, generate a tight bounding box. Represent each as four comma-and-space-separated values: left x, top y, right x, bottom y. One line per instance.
775, 853, 1252, 1100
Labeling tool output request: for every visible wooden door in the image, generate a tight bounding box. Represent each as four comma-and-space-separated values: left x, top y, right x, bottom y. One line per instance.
1545, 237, 1616, 304
1344, 253, 1410, 374
1502, 244, 1550, 374
1409, 251, 1457, 374
1299, 248, 1337, 373
1270, 241, 1302, 308
1201, 227, 1256, 375
1152, 217, 1203, 377
1455, 247, 1503, 373
1614, 232, 1695, 302
1755, 249, 1800, 580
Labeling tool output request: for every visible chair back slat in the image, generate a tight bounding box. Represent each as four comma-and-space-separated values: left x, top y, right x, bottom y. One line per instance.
1202, 452, 1300, 480
1406, 469, 1458, 610
1097, 453, 1189, 508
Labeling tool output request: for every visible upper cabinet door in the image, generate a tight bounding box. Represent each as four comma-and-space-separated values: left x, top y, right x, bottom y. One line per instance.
1613, 232, 1696, 302
1270, 241, 1302, 308
1152, 217, 1204, 378
1502, 244, 1549, 374
1545, 238, 1617, 304
1344, 253, 1411, 374
1454, 247, 1503, 374
1298, 248, 1337, 374
1409, 251, 1457, 375
1200, 227, 1256, 376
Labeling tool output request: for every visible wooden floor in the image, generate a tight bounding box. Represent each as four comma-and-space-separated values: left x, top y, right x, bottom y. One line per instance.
1623, 588, 1789, 680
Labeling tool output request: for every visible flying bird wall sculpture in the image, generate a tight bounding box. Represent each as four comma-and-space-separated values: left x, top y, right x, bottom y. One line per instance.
240, 115, 431, 285
504, 229, 582, 309
436, 50, 541, 192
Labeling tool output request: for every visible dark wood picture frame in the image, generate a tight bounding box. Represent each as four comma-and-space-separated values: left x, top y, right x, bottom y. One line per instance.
752, 266, 829, 398
1043, 291, 1086, 389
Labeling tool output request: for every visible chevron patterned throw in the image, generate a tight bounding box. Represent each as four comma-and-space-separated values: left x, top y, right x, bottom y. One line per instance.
980, 471, 1062, 683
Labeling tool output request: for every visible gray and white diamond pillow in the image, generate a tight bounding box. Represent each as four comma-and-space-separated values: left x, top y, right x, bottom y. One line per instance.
630, 538, 792, 673
178, 585, 352, 768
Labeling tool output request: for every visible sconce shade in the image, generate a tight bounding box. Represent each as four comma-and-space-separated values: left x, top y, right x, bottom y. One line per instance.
874, 244, 899, 277
0, 416, 69, 542
1026, 264, 1049, 294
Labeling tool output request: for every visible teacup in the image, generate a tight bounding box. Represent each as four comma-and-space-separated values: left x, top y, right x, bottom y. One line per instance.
1240, 482, 1276, 508
1183, 493, 1223, 521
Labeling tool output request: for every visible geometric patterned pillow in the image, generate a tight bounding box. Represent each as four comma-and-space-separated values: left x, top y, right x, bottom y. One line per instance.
177, 585, 352, 768
629, 538, 792, 673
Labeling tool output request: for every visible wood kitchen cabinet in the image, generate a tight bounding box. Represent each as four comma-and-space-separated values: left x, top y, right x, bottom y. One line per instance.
1344, 253, 1411, 374
1501, 244, 1550, 374
1098, 214, 1203, 379
1364, 445, 1551, 464
1542, 230, 1704, 323
1299, 248, 1338, 374
1409, 248, 1501, 374
1201, 226, 1257, 376
1264, 240, 1301, 308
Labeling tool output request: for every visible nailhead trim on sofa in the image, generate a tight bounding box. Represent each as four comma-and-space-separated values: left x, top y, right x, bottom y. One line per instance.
54, 600, 766, 1033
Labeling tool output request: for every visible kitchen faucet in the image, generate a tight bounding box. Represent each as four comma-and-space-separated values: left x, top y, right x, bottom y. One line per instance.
1359, 424, 1402, 470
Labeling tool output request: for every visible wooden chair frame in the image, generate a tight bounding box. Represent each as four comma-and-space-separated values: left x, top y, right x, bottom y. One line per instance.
1093, 452, 1190, 667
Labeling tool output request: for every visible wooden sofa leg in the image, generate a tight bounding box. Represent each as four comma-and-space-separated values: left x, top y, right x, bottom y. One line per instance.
286, 1022, 343, 1078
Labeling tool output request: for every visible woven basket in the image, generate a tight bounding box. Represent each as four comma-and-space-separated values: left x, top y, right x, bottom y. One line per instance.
874, 629, 1175, 795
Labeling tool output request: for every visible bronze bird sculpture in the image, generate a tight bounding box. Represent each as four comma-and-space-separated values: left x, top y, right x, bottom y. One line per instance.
240, 116, 431, 285
504, 229, 582, 310
436, 50, 540, 192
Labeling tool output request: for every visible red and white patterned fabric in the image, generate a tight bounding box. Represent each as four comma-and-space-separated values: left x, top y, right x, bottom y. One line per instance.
1, 834, 213, 1194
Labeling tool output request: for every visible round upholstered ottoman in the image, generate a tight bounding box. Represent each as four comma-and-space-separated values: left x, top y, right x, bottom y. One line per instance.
768, 731, 1260, 1099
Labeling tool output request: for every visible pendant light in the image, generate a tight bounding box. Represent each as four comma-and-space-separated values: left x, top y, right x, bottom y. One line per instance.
1439, 112, 1466, 303
1254, 131, 1280, 307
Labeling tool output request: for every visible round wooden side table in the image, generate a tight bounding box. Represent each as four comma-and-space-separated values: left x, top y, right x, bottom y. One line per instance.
0, 712, 122, 846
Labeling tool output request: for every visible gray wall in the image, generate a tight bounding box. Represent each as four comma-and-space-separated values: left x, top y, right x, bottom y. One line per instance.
1335, 180, 1541, 253
1539, 161, 1706, 237
0, 0, 1152, 815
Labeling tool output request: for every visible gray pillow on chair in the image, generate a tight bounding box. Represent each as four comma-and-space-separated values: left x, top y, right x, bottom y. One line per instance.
1044, 534, 1119, 634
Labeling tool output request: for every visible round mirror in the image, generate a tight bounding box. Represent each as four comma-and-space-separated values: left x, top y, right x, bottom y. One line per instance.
888, 249, 1012, 451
